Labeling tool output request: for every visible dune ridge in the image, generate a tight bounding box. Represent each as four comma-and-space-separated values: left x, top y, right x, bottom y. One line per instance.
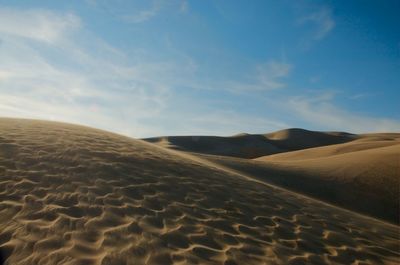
255, 136, 400, 223
145, 130, 400, 224
143, 128, 355, 159
195, 145, 399, 224
0, 118, 399, 264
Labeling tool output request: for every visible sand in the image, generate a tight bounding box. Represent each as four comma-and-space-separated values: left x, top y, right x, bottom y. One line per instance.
256, 135, 400, 224
143, 128, 355, 159
145, 130, 400, 224
0, 118, 399, 264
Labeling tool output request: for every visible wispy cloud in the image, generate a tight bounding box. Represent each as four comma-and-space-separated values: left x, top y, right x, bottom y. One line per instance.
88, 0, 187, 24
153, 109, 289, 136
299, 7, 335, 40
0, 70, 12, 81
349, 93, 372, 100
1, 6, 282, 138
288, 92, 400, 133
0, 7, 80, 43
1, 5, 397, 138
0, 6, 181, 137
225, 61, 292, 92
309, 75, 321, 84
179, 0, 189, 13
257, 61, 292, 89
122, 1, 162, 23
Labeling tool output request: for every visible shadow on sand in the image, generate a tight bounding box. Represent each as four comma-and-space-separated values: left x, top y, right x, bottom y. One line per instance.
0, 248, 4, 265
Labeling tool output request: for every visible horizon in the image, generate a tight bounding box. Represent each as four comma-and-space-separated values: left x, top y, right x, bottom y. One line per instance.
0, 0, 399, 137
0, 117, 392, 139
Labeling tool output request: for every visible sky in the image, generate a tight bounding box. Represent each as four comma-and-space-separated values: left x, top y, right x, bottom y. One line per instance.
0, 0, 399, 137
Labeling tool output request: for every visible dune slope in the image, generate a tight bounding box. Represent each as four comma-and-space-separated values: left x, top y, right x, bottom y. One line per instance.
196, 142, 399, 224
143, 128, 355, 159
255, 136, 400, 223
0, 118, 399, 265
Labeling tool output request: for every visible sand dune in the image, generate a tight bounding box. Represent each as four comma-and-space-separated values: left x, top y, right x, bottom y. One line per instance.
0, 118, 399, 264
261, 133, 400, 161
143, 128, 355, 159
196, 139, 400, 224
255, 136, 400, 223
145, 130, 400, 224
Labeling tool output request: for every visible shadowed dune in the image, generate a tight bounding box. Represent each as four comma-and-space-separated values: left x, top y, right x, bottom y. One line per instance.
144, 130, 400, 224
0, 248, 4, 265
195, 140, 400, 224
0, 118, 399, 264
255, 135, 400, 223
143, 128, 355, 159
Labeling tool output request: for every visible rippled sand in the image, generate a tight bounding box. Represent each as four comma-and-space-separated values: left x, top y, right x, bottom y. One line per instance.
0, 118, 399, 264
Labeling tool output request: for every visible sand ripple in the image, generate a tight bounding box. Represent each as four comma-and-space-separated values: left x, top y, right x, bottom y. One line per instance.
0, 119, 399, 264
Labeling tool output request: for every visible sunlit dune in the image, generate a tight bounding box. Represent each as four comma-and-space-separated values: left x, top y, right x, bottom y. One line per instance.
0, 118, 399, 265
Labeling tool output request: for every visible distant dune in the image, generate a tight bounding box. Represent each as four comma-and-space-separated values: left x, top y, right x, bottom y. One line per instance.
143, 128, 355, 159
146, 130, 400, 224
0, 118, 399, 264
255, 135, 400, 223
195, 137, 399, 224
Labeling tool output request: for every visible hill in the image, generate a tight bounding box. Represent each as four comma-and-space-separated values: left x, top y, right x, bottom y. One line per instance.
194, 136, 399, 224
255, 135, 400, 223
0, 118, 398, 264
143, 128, 355, 159
144, 130, 400, 224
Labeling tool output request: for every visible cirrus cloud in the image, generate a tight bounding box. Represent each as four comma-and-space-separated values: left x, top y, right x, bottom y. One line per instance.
0, 7, 80, 44
298, 6, 335, 41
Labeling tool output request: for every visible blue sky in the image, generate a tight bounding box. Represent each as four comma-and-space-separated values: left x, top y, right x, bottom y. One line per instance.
0, 0, 399, 137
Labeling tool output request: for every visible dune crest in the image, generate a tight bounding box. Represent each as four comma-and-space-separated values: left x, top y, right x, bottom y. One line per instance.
143, 128, 355, 159
144, 129, 400, 224
0, 119, 399, 264
255, 136, 400, 223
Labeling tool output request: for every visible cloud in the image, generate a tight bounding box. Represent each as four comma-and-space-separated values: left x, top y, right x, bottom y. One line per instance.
121, 0, 189, 23
0, 70, 12, 81
89, 0, 189, 24
257, 61, 292, 89
151, 109, 289, 136
3, 5, 395, 138
288, 93, 400, 133
122, 1, 162, 23
349, 93, 371, 100
0, 6, 185, 137
309, 75, 321, 83
1, 6, 285, 138
299, 7, 335, 40
179, 0, 189, 13
191, 111, 289, 136
0, 7, 80, 43
225, 61, 292, 92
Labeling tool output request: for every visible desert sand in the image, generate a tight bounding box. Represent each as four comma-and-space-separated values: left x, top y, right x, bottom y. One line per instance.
146, 130, 400, 224
0, 118, 399, 264
256, 135, 400, 223
144, 128, 354, 159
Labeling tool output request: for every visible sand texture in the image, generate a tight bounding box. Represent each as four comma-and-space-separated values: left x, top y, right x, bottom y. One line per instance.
0, 118, 399, 264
